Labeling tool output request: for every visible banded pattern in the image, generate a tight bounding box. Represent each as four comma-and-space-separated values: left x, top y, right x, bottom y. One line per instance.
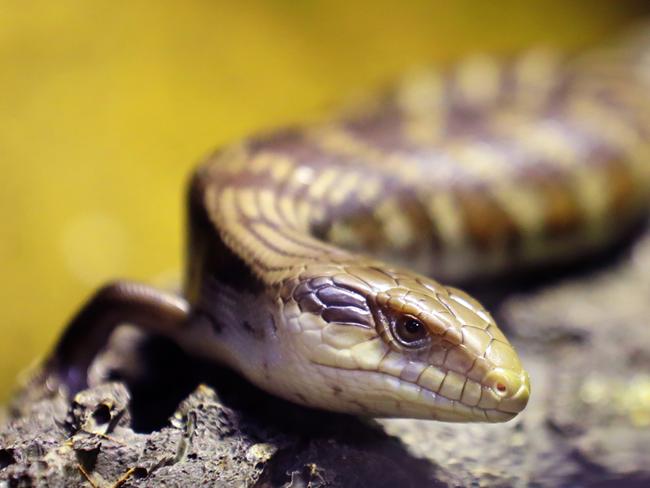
198, 48, 650, 286
180, 34, 650, 421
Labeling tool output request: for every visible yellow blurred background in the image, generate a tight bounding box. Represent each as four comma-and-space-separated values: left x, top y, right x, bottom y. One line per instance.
1, 0, 647, 401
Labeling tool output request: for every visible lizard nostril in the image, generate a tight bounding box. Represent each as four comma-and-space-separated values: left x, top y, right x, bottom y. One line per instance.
484, 369, 531, 414
484, 368, 520, 398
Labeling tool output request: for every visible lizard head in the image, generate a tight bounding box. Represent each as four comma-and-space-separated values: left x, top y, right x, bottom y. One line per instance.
280, 263, 530, 421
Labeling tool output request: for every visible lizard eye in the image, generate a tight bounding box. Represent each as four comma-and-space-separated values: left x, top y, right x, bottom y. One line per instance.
392, 315, 430, 348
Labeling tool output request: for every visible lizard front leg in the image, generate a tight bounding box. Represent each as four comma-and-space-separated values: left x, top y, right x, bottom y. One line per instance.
45, 281, 189, 396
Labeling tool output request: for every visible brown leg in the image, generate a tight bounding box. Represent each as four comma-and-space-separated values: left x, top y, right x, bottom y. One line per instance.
46, 280, 190, 396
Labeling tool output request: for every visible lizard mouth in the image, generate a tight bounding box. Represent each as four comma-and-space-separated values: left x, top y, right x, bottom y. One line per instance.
311, 362, 529, 422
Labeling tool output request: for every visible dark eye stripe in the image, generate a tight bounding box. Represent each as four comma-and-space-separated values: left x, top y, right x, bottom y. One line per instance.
316, 285, 367, 309
298, 293, 324, 313
322, 306, 373, 327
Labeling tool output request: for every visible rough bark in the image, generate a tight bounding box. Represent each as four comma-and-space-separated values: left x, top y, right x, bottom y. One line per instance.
2, 225, 650, 487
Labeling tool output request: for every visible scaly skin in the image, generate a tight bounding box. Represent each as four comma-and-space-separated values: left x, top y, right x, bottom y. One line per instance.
47, 32, 650, 423
183, 142, 533, 421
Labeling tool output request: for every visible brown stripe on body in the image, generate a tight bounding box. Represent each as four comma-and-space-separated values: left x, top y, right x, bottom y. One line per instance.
454, 188, 520, 253
247, 126, 398, 223
316, 192, 441, 267
601, 158, 643, 216
340, 104, 415, 154
535, 178, 583, 239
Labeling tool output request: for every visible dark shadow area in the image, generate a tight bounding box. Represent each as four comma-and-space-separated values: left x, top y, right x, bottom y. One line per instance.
110, 336, 201, 433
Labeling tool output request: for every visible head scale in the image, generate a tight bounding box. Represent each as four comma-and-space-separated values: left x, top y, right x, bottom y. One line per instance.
278, 263, 530, 422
